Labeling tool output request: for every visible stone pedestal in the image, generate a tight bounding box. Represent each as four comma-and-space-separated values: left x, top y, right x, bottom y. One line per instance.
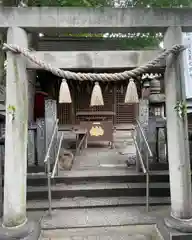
164, 26, 192, 230
0, 220, 40, 240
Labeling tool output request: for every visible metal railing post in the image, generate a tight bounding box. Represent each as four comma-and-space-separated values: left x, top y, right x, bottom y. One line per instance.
133, 120, 153, 213
44, 119, 59, 216
47, 156, 52, 216
146, 151, 149, 212
146, 171, 149, 212
51, 132, 64, 178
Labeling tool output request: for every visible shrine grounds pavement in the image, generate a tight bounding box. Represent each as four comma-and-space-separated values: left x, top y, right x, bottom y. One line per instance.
26, 205, 172, 240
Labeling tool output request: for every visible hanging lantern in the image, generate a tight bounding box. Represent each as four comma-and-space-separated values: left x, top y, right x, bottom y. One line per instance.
59, 79, 72, 103
124, 78, 139, 104
90, 81, 104, 106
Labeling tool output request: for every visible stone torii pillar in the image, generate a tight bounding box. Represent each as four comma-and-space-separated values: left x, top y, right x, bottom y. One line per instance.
164, 26, 192, 232
0, 27, 40, 239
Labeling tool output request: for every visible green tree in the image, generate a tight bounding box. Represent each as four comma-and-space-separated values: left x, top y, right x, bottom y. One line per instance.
27, 0, 110, 7
2, 0, 192, 49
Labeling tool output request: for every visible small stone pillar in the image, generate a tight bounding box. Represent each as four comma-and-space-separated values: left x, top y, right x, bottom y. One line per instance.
136, 99, 149, 171
27, 36, 36, 168
45, 99, 57, 165
0, 27, 40, 239
0, 33, 5, 86
36, 118, 46, 166
164, 26, 192, 231
27, 33, 36, 123
27, 125, 35, 167
27, 70, 36, 123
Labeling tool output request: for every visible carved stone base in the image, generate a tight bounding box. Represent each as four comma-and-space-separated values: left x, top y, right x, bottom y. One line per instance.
0, 220, 40, 240
165, 216, 192, 233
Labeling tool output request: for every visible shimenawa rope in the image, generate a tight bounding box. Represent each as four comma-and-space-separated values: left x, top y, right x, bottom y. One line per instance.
3, 43, 185, 82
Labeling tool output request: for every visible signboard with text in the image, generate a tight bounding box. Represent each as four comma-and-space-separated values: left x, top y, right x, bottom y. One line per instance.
182, 32, 192, 99
80, 121, 113, 143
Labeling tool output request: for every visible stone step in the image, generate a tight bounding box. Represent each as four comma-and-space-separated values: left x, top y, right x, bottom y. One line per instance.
27, 182, 170, 200
25, 170, 170, 186
40, 225, 158, 240
40, 233, 151, 240
27, 196, 170, 211
40, 206, 166, 230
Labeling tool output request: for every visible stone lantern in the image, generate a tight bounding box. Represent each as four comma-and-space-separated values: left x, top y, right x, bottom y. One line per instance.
142, 79, 150, 99
149, 77, 165, 117
148, 76, 167, 166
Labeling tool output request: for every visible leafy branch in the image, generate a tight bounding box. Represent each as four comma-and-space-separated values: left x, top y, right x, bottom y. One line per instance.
174, 101, 187, 119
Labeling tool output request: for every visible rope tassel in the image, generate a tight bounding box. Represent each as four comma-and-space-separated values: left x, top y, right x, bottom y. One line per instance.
90, 82, 104, 106
59, 79, 72, 103
124, 78, 139, 104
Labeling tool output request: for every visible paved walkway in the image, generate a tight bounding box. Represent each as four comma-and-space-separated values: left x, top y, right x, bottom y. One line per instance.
59, 127, 136, 171
28, 206, 170, 240
71, 145, 135, 170
39, 225, 155, 240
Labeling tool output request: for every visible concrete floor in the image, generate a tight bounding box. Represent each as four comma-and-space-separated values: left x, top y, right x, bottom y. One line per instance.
35, 206, 170, 240
71, 144, 136, 170
39, 225, 159, 240
59, 127, 136, 172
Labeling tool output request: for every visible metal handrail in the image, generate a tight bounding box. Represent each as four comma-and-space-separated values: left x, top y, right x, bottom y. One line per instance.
133, 135, 147, 174
136, 120, 153, 157
44, 118, 59, 163
43, 118, 59, 216
51, 132, 64, 178
132, 133, 149, 212
133, 121, 151, 212
75, 131, 87, 155
45, 126, 88, 216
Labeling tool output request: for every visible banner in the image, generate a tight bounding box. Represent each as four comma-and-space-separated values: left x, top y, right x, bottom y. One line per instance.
182, 32, 192, 99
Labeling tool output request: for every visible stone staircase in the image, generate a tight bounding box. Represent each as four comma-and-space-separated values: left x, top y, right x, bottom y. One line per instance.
25, 127, 172, 239
26, 168, 171, 211
25, 161, 172, 239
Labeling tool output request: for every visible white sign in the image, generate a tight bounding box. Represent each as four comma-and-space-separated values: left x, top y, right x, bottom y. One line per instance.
182, 32, 192, 99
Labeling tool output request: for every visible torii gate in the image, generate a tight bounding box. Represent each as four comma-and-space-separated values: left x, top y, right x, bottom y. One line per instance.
0, 7, 192, 239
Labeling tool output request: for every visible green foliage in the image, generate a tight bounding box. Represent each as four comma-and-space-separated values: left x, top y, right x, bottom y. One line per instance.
7, 105, 16, 112
26, 0, 192, 8
106, 32, 162, 50
2, 0, 192, 49
174, 101, 187, 118
130, 0, 191, 7
2, 0, 192, 8
23, 0, 111, 7
7, 104, 16, 120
